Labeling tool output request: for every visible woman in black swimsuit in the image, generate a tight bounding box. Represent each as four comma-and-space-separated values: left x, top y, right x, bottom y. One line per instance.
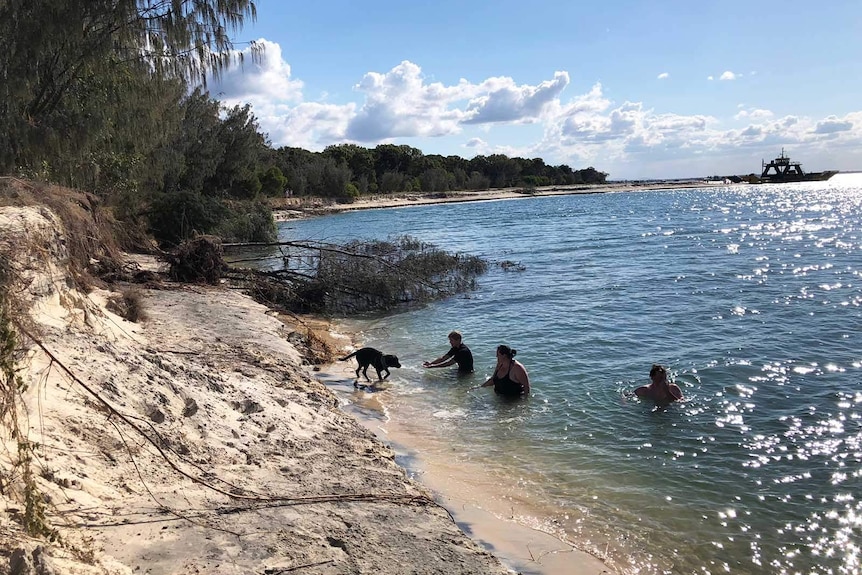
476, 345, 531, 397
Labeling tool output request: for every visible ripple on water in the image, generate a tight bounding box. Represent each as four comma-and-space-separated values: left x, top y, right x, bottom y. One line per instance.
276, 183, 862, 575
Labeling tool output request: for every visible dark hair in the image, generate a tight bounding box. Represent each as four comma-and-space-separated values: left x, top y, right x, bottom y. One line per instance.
497, 345, 517, 359
649, 364, 666, 378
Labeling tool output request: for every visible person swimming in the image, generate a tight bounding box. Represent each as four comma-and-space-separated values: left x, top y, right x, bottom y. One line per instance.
475, 345, 531, 397
635, 364, 683, 403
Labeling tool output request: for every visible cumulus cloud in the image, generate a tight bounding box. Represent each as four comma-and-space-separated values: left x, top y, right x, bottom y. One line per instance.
204, 40, 862, 176
720, 71, 738, 81
814, 116, 854, 134
735, 108, 774, 121
345, 60, 472, 141
261, 102, 355, 150
707, 75, 714, 81
210, 39, 303, 104
740, 125, 763, 138
462, 71, 570, 124
657, 72, 669, 79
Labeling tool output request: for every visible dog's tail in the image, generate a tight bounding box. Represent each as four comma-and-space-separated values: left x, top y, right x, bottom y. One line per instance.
339, 350, 358, 362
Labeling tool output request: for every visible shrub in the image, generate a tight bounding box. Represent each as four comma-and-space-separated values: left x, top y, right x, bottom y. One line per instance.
212, 200, 276, 243
148, 190, 227, 247
106, 288, 147, 322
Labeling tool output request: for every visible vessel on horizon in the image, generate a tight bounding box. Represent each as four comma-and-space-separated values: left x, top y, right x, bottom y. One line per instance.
759, 148, 838, 183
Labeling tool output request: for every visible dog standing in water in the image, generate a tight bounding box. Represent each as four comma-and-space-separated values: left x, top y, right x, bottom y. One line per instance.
339, 347, 401, 383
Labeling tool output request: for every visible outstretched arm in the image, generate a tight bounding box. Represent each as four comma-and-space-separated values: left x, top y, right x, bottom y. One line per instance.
424, 357, 456, 368
423, 351, 454, 368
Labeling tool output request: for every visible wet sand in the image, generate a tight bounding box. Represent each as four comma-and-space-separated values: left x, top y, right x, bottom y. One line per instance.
315, 365, 616, 575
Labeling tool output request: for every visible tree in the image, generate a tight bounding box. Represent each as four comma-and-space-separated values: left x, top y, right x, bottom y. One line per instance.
0, 0, 260, 174
208, 104, 268, 199
161, 89, 225, 195
259, 166, 288, 197
486, 154, 521, 188
379, 172, 407, 194
419, 168, 453, 192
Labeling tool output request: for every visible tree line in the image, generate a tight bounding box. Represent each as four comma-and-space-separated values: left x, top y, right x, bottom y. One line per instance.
0, 1, 607, 247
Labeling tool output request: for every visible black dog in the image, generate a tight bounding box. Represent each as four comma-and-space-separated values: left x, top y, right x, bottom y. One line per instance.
339, 347, 401, 383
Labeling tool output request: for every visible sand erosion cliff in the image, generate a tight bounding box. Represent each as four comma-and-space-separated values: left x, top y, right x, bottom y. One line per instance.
0, 203, 510, 574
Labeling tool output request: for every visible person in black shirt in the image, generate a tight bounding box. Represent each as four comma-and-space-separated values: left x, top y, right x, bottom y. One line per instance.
423, 331, 474, 374
475, 345, 530, 397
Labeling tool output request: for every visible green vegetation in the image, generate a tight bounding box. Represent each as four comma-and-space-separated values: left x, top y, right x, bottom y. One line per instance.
235, 236, 489, 315
1, 1, 607, 251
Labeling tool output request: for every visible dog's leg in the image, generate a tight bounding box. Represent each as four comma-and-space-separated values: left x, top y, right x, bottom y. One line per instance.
362, 365, 371, 381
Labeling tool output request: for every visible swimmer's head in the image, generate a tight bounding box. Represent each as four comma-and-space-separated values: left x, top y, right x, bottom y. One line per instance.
496, 345, 517, 360
649, 364, 668, 384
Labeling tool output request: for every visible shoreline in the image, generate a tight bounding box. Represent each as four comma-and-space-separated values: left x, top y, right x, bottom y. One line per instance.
0, 205, 513, 574
270, 180, 728, 220
316, 344, 617, 575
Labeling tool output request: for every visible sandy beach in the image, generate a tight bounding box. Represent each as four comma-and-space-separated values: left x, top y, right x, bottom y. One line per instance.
0, 205, 515, 574
269, 180, 724, 221
0, 203, 615, 574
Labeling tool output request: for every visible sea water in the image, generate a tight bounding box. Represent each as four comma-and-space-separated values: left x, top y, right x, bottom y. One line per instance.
272, 175, 862, 575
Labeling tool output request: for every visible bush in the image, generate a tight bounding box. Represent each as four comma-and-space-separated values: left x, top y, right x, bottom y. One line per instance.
212, 200, 276, 243
149, 190, 227, 247
106, 288, 147, 322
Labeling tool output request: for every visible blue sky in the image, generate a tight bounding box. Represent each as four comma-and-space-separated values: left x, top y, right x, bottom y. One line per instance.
210, 0, 862, 179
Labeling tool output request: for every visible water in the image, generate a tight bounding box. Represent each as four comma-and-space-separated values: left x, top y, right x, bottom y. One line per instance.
272, 175, 862, 575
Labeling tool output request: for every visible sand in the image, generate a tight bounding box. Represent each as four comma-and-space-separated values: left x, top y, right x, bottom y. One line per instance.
0, 206, 513, 574
0, 194, 622, 574
270, 180, 724, 221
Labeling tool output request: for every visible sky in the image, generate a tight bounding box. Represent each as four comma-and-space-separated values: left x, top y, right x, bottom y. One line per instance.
209, 0, 862, 180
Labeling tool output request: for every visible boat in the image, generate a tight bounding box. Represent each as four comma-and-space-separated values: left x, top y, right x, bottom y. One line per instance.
759, 149, 838, 183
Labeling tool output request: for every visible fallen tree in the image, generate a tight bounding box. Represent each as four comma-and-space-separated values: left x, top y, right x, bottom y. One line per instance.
220, 235, 489, 314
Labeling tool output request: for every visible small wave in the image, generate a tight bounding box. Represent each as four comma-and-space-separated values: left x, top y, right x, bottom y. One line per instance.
431, 408, 468, 420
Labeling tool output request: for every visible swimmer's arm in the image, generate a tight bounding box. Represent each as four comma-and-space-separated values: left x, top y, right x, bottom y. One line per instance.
423, 350, 455, 368
424, 357, 456, 368
512, 363, 531, 394
634, 385, 650, 398
669, 383, 684, 401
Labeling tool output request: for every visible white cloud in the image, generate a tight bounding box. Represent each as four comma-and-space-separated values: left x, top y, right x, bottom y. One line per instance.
814, 115, 854, 134
707, 75, 714, 81
740, 125, 763, 138
720, 71, 738, 81
735, 108, 774, 121
260, 102, 355, 150
210, 39, 303, 103
463, 71, 570, 124
657, 72, 669, 80
205, 40, 862, 177
345, 61, 472, 141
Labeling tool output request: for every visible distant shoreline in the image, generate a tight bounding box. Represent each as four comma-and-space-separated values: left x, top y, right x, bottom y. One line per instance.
270, 180, 728, 221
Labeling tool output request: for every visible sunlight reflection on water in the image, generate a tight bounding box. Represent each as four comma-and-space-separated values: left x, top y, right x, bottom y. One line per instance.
272, 180, 862, 574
